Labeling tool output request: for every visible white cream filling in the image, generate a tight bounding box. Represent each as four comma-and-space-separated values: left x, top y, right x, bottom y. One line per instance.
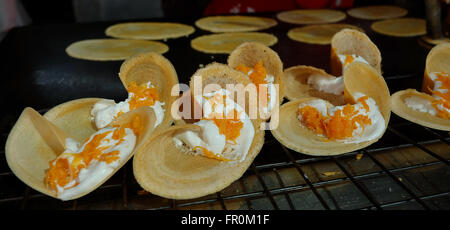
90, 81, 165, 129
405, 72, 449, 116
173, 89, 254, 162
55, 127, 136, 200
404, 96, 437, 116
297, 93, 385, 144
307, 75, 344, 95
262, 74, 277, 115
307, 55, 369, 95
338, 54, 369, 70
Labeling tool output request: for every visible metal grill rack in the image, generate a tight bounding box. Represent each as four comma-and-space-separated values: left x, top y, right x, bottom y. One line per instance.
1, 72, 449, 210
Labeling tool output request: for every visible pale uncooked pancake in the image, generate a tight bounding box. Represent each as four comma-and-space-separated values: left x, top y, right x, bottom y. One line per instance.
190, 32, 278, 54
347, 5, 408, 20
287, 24, 362, 45
195, 15, 277, 33
66, 39, 168, 61
277, 9, 346, 25
371, 18, 426, 37
105, 22, 195, 40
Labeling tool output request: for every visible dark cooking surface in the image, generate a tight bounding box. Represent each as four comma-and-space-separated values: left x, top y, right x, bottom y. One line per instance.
1, 12, 449, 210
0, 13, 429, 115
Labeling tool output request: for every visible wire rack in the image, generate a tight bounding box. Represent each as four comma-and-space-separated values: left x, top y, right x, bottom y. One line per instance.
0, 72, 449, 210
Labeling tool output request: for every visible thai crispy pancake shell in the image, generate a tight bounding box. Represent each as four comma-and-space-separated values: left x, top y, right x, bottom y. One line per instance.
195, 15, 277, 33
330, 29, 381, 76
276, 9, 346, 25
422, 43, 450, 94
65, 39, 168, 61
133, 119, 264, 199
347, 5, 408, 20
271, 62, 390, 156
190, 32, 278, 54
371, 18, 426, 37
119, 52, 179, 130
391, 89, 450, 131
283, 65, 345, 106
391, 43, 450, 131
105, 22, 195, 40
287, 24, 363, 45
5, 99, 157, 200
227, 42, 285, 106
133, 63, 265, 199
188, 62, 256, 119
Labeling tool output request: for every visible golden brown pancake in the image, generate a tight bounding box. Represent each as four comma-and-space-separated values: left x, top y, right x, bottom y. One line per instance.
371, 18, 426, 37
391, 43, 450, 131
287, 24, 363, 45
66, 39, 168, 61
190, 32, 278, 54
283, 65, 345, 105
105, 22, 195, 40
272, 62, 390, 156
195, 15, 277, 33
347, 5, 408, 20
5, 100, 157, 200
118, 52, 179, 130
391, 89, 450, 131
277, 9, 346, 25
330, 28, 382, 76
228, 42, 285, 109
133, 63, 265, 199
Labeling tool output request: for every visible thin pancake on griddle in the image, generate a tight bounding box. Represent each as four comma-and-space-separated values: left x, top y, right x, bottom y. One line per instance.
191, 32, 277, 54
195, 15, 277, 33
66, 39, 168, 61
105, 22, 195, 40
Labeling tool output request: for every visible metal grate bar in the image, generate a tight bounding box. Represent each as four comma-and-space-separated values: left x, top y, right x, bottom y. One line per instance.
20, 187, 30, 210
250, 163, 279, 210
362, 191, 450, 210
388, 127, 450, 167
422, 127, 450, 145
238, 179, 254, 210
272, 168, 295, 210
364, 150, 431, 210
169, 199, 177, 210
1, 156, 445, 208
72, 200, 78, 210
122, 167, 128, 209
384, 74, 420, 81
281, 146, 331, 210
216, 192, 227, 210
332, 157, 382, 210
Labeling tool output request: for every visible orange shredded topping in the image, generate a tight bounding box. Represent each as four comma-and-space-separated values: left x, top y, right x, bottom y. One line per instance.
192, 146, 231, 161
344, 55, 355, 67
235, 60, 270, 107
298, 98, 372, 141
192, 93, 244, 161
210, 109, 243, 142
429, 73, 450, 119
203, 93, 244, 142
127, 81, 159, 110
45, 116, 141, 192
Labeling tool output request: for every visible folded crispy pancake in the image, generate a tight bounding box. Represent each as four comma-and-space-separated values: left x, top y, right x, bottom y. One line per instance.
5, 100, 157, 200
272, 62, 390, 156
133, 63, 265, 199
331, 29, 381, 76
